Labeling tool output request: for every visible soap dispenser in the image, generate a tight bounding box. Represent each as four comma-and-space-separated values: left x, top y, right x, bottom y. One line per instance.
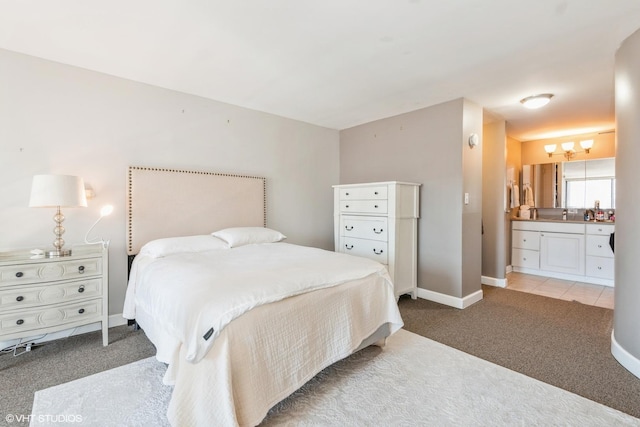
562, 209, 567, 221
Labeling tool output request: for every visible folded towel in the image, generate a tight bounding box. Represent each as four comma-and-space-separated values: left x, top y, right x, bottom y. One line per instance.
525, 185, 535, 207
510, 183, 520, 208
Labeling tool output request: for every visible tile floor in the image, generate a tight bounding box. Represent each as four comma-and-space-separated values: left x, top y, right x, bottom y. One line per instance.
506, 271, 614, 309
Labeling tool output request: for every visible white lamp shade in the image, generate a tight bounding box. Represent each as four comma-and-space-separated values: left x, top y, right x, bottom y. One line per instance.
29, 175, 88, 208
580, 139, 594, 150
544, 144, 557, 154
561, 142, 575, 151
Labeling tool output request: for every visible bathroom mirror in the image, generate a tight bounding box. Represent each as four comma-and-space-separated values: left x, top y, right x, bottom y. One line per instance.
522, 157, 615, 209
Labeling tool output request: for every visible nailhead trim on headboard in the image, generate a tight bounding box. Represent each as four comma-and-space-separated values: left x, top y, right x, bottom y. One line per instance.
127, 166, 267, 255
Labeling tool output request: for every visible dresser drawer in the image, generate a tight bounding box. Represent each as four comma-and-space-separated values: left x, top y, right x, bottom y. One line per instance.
0, 278, 103, 310
0, 258, 102, 286
512, 230, 540, 251
339, 186, 387, 200
0, 298, 102, 335
340, 200, 388, 214
340, 217, 388, 241
586, 235, 614, 258
512, 248, 539, 269
586, 256, 614, 279
341, 237, 388, 264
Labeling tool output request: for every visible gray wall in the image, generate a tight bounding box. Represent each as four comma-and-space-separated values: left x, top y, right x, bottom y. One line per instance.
482, 120, 507, 282
0, 48, 340, 316
612, 28, 640, 378
339, 98, 483, 300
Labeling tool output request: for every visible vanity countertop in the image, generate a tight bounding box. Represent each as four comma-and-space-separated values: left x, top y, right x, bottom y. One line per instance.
512, 218, 615, 224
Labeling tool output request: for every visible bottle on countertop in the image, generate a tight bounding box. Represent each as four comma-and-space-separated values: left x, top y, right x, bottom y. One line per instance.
584, 210, 590, 221
562, 209, 567, 220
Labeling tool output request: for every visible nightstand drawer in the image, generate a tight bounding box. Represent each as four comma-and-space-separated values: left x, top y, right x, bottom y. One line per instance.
0, 258, 102, 286
0, 278, 103, 310
0, 298, 102, 335
340, 217, 388, 241
339, 186, 387, 200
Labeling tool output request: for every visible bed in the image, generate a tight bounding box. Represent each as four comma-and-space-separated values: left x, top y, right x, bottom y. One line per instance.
122, 166, 404, 426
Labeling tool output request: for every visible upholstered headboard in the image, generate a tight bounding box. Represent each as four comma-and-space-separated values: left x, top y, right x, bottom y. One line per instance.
127, 166, 266, 255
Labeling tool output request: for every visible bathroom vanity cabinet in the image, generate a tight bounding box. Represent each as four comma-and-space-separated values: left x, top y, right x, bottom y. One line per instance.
512, 220, 614, 286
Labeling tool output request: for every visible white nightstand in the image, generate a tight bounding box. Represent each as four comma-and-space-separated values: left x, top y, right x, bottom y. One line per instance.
0, 243, 109, 347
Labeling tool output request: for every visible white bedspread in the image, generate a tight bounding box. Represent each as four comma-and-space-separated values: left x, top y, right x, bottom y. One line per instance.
125, 242, 397, 363
124, 242, 403, 426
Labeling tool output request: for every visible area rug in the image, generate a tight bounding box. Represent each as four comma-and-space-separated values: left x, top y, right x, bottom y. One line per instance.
31, 329, 640, 426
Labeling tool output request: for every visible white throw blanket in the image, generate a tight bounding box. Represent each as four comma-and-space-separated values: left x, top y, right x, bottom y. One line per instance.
124, 242, 393, 363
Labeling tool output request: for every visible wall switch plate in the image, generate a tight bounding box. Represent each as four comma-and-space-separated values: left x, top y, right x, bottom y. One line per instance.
464, 193, 469, 205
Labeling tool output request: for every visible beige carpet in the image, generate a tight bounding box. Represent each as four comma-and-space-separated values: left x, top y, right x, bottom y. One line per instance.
31, 329, 640, 426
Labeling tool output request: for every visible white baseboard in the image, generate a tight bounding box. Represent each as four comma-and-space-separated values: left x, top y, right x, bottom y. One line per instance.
481, 275, 507, 288
0, 314, 128, 350
506, 265, 513, 274
611, 329, 640, 380
416, 287, 483, 309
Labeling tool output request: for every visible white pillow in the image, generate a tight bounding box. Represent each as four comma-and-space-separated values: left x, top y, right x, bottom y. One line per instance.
139, 235, 229, 258
211, 227, 286, 248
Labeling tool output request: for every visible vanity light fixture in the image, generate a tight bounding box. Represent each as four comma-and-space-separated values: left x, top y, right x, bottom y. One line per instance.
544, 140, 595, 160
520, 93, 554, 109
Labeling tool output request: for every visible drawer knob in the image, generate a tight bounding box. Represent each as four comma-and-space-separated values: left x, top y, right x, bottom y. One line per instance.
374, 191, 379, 195
345, 244, 353, 250
523, 257, 527, 261
15, 272, 23, 278
16, 319, 24, 325
598, 266, 602, 270
78, 285, 85, 293
373, 228, 384, 234
16, 296, 24, 302
598, 244, 602, 248
345, 226, 354, 231
78, 266, 85, 274
345, 205, 350, 208
523, 239, 527, 242
78, 308, 85, 314
345, 192, 350, 196
374, 205, 379, 208
373, 249, 384, 255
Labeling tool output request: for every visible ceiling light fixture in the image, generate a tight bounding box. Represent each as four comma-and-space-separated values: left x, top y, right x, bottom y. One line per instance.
520, 93, 554, 109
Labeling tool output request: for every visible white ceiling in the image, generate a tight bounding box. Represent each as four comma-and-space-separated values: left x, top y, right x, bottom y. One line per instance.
1, 1, 639, 141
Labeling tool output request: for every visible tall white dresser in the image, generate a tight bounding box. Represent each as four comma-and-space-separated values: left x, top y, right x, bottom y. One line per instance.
333, 181, 420, 299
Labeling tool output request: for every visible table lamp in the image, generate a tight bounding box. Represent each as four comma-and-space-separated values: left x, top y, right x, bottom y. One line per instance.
29, 174, 87, 257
